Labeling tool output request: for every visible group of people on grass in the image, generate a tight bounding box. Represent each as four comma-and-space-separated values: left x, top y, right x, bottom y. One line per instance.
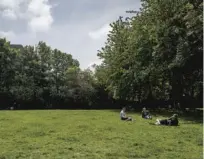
120, 107, 179, 126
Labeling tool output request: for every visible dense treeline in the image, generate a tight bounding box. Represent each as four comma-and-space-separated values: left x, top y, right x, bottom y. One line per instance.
95, 0, 203, 110
0, 0, 203, 110
0, 40, 117, 109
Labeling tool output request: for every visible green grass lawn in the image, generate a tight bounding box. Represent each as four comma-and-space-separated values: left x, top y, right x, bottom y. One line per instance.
0, 110, 203, 159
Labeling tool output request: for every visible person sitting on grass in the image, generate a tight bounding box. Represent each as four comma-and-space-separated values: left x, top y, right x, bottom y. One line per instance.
155, 114, 179, 126
142, 107, 152, 119
120, 107, 132, 121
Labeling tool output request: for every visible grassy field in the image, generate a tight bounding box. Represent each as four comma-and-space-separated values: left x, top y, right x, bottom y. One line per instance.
0, 110, 203, 159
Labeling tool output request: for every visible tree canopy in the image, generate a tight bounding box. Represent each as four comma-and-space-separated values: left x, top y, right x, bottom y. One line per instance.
95, 0, 203, 109
0, 0, 202, 110
0, 39, 114, 109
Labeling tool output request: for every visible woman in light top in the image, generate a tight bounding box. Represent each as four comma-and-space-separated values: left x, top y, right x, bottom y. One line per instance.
120, 107, 133, 121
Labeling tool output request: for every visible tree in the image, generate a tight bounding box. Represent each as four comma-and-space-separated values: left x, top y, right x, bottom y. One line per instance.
95, 0, 203, 109
0, 38, 99, 109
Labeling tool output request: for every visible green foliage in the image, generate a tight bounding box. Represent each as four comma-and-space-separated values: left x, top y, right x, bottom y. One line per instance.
95, 0, 203, 108
0, 39, 98, 109
0, 0, 202, 109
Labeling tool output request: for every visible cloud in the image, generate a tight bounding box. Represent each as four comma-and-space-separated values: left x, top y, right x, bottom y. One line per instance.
27, 0, 53, 32
28, 14, 53, 33
0, 31, 16, 39
0, 0, 25, 19
87, 59, 102, 71
0, 0, 54, 33
1, 9, 17, 20
0, 0, 141, 69
0, 0, 21, 9
88, 24, 111, 40
88, 60, 102, 68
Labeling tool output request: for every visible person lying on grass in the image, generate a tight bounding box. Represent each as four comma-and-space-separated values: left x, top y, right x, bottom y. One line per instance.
155, 114, 179, 126
142, 107, 152, 119
120, 107, 133, 121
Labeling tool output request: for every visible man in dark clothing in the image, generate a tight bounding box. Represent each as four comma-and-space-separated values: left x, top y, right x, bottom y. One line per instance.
142, 107, 152, 119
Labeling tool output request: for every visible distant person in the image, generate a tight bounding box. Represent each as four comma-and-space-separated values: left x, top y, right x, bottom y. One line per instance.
13, 102, 17, 108
120, 107, 132, 121
10, 102, 17, 110
142, 107, 152, 119
155, 114, 179, 126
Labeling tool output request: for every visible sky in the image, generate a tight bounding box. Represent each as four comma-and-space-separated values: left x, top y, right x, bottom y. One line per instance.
0, 0, 141, 69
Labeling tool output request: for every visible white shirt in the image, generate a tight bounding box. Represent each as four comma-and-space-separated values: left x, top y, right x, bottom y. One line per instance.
120, 110, 126, 118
